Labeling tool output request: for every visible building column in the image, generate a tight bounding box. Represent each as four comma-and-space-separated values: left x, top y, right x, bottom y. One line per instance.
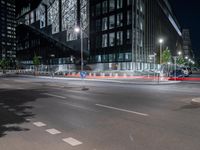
77, 0, 81, 39
59, 0, 62, 32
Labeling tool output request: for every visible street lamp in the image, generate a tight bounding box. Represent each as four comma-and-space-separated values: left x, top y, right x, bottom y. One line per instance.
178, 51, 182, 56
159, 38, 164, 65
50, 54, 55, 77
74, 26, 84, 73
74, 26, 89, 90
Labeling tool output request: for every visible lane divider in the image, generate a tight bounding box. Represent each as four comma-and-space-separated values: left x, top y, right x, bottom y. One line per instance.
43, 93, 66, 99
96, 104, 149, 117
33, 122, 47, 127
62, 137, 83, 146
46, 128, 61, 135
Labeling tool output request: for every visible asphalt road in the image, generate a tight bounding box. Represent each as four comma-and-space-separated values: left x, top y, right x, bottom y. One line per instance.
0, 74, 200, 150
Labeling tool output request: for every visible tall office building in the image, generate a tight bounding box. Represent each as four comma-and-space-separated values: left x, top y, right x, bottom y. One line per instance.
0, 0, 16, 59
90, 0, 145, 70
182, 29, 194, 59
90, 0, 183, 70
16, 0, 183, 71
16, 0, 89, 67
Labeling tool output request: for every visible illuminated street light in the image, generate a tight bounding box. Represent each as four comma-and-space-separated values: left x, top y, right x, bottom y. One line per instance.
159, 39, 164, 44
74, 27, 80, 33
74, 26, 83, 73
178, 51, 182, 56
159, 38, 164, 65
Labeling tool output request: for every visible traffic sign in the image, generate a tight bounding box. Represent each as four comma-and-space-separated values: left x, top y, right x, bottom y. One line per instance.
80, 71, 87, 79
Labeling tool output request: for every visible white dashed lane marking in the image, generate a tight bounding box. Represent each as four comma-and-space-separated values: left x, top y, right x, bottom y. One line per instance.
46, 128, 61, 135
96, 104, 149, 117
33, 122, 46, 127
43, 93, 66, 99
62, 137, 83, 146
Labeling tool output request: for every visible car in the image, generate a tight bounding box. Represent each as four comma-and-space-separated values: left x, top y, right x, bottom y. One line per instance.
169, 70, 184, 78
187, 67, 192, 75
181, 67, 189, 77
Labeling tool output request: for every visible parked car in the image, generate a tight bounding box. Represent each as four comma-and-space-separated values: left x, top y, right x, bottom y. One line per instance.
181, 67, 189, 77
169, 70, 184, 78
187, 67, 192, 75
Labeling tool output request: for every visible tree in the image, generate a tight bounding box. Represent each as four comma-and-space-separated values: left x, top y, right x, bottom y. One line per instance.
0, 58, 9, 74
33, 54, 40, 75
162, 48, 172, 64
177, 56, 186, 65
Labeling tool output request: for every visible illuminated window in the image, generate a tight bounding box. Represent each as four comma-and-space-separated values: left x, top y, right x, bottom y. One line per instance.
102, 1, 108, 14
109, 15, 115, 29
102, 34, 108, 47
102, 17, 108, 31
109, 0, 115, 12
116, 13, 123, 27
109, 32, 115, 47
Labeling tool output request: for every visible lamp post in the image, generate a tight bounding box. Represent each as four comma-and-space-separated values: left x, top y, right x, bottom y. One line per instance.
159, 39, 164, 65
75, 26, 89, 90
185, 56, 189, 66
173, 51, 181, 81
50, 54, 55, 77
74, 27, 84, 73
178, 51, 182, 56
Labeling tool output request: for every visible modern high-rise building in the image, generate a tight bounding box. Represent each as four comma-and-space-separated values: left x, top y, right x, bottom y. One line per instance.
0, 0, 16, 59
182, 29, 194, 59
16, 0, 89, 68
89, 0, 183, 70
16, 0, 183, 71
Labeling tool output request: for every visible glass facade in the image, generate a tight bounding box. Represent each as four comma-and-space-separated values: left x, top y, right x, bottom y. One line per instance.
16, 0, 184, 70
90, 0, 145, 68
21, 0, 88, 41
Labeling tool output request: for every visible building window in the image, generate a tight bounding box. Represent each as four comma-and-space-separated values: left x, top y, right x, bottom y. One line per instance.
127, 0, 132, 6
109, 32, 115, 47
102, 54, 108, 62
127, 29, 131, 44
140, 21, 143, 30
96, 3, 101, 16
118, 53, 124, 61
109, 54, 115, 62
102, 1, 108, 14
116, 13, 123, 27
116, 31, 123, 45
102, 17, 108, 31
109, 15, 115, 29
127, 10, 132, 25
96, 55, 101, 62
102, 34, 108, 47
117, 0, 123, 9
96, 19, 101, 31
96, 35, 101, 48
109, 0, 115, 12
125, 53, 132, 61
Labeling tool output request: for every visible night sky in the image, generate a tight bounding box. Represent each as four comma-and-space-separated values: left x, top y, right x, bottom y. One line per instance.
169, 0, 200, 60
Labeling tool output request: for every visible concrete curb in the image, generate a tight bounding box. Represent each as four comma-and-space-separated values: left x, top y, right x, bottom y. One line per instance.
191, 98, 200, 105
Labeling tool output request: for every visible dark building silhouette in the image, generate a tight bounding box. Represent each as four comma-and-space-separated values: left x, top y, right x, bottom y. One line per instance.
0, 0, 16, 59
182, 29, 194, 59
